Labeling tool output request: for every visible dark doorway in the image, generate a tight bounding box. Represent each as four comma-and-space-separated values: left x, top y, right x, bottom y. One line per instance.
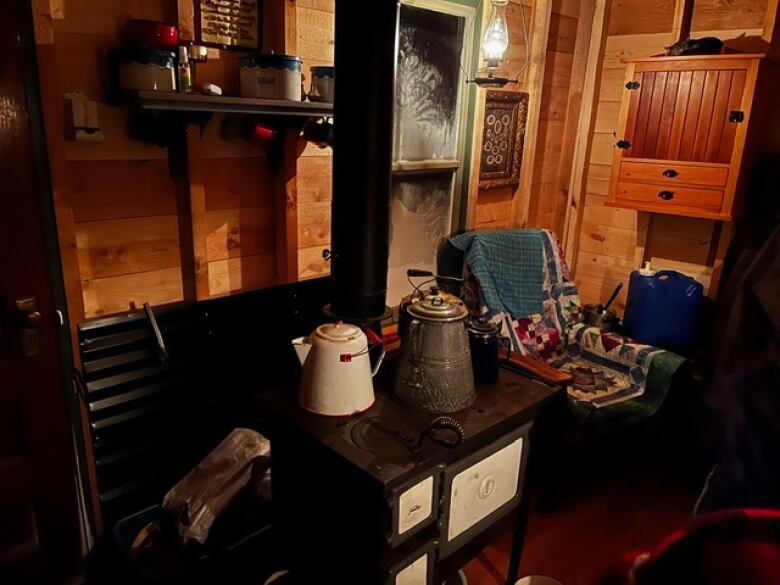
0, 0, 82, 582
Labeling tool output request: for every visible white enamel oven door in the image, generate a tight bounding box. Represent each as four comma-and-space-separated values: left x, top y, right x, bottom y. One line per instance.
438, 423, 531, 558
385, 538, 437, 585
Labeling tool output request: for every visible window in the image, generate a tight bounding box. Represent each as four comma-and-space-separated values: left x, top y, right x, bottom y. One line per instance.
387, 0, 478, 305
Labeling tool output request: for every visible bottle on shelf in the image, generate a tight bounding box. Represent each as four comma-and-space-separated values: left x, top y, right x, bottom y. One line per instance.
178, 45, 192, 94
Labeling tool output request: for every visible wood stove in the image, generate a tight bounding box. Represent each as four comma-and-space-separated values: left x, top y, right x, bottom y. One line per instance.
263, 1, 559, 581
259, 362, 558, 584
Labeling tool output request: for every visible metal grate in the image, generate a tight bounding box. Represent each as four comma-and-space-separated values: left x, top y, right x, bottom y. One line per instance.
76, 278, 331, 525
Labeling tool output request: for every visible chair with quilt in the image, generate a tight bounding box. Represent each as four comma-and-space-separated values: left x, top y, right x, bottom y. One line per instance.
445, 228, 687, 431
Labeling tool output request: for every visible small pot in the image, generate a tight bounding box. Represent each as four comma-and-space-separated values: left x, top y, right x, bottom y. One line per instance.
583, 303, 619, 331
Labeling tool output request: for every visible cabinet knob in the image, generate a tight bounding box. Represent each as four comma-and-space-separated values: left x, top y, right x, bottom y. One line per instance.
658, 190, 675, 201
662, 169, 679, 178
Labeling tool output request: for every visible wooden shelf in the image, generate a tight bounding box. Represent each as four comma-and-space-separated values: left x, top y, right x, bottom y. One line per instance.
137, 91, 333, 117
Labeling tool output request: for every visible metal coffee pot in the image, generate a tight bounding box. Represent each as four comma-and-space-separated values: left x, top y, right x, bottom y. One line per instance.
394, 292, 475, 413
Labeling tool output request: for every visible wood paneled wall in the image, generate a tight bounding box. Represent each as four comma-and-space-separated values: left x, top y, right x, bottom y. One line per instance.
472, 0, 586, 236
472, 0, 534, 230
37, 0, 776, 324
34, 1, 277, 319
295, 0, 334, 281
527, 1, 581, 230
572, 0, 773, 311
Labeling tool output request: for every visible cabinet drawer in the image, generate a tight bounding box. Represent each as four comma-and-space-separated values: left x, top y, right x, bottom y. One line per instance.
615, 182, 724, 211
619, 161, 729, 188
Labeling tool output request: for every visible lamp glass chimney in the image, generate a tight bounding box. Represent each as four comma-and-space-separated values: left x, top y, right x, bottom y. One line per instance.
482, 0, 509, 66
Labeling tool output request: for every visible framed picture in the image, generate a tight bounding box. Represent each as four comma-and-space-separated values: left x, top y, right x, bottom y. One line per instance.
478, 90, 528, 190
195, 0, 261, 50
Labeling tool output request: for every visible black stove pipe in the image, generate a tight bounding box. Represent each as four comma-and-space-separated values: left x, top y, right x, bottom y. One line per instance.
329, 0, 399, 322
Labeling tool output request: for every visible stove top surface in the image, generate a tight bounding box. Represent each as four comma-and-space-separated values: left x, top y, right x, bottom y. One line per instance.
256, 361, 559, 488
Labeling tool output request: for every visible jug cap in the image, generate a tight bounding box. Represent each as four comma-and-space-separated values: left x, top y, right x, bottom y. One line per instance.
640, 261, 656, 276
408, 294, 467, 322
315, 321, 362, 341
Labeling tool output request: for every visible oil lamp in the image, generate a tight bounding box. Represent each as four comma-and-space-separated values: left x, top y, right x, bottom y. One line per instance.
475, 0, 510, 86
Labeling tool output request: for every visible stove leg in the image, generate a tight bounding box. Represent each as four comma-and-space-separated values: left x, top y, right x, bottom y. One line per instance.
506, 454, 534, 585
442, 569, 469, 584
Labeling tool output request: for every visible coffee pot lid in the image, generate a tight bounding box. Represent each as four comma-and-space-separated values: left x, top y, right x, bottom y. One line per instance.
314, 321, 362, 341
407, 293, 467, 322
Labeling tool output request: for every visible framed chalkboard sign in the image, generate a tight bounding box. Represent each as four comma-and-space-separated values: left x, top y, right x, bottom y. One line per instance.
195, 0, 261, 49
478, 90, 528, 190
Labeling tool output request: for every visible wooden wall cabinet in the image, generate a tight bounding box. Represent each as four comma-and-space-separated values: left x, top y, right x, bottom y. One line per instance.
607, 54, 780, 221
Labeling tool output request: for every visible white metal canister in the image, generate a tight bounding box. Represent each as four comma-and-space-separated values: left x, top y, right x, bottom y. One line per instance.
117, 48, 177, 92
240, 53, 302, 101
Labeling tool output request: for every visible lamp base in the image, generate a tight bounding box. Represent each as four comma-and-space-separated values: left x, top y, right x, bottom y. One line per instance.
473, 66, 510, 87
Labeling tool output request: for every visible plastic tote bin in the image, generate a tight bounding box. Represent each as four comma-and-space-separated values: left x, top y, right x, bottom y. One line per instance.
111, 504, 275, 584
623, 266, 703, 351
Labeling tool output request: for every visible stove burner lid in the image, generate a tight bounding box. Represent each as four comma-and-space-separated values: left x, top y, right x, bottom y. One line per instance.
350, 416, 419, 461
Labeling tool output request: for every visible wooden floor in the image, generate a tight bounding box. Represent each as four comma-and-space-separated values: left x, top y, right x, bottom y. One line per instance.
463, 467, 699, 585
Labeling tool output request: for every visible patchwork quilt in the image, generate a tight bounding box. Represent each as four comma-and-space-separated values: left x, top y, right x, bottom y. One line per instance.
460, 229, 668, 409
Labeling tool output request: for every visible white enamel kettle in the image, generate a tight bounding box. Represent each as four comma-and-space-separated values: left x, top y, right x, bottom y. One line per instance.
292, 322, 385, 416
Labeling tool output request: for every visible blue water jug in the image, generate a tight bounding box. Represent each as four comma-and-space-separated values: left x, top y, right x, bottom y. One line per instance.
623, 264, 703, 351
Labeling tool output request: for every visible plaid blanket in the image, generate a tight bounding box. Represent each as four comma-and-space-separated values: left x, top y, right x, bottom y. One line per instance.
449, 229, 544, 317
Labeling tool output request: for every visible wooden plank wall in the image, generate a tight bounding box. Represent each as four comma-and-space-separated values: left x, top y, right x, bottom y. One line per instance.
295, 0, 335, 281
573, 0, 771, 311
473, 0, 533, 230
527, 0, 581, 230
52, 1, 178, 318
473, 0, 585, 235
37, 1, 277, 319
38, 0, 586, 316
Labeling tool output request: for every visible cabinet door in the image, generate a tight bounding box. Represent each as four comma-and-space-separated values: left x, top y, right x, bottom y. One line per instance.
621, 62, 748, 164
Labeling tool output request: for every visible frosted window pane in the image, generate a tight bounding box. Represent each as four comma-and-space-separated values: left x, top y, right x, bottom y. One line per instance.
387, 174, 454, 306
394, 6, 465, 162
